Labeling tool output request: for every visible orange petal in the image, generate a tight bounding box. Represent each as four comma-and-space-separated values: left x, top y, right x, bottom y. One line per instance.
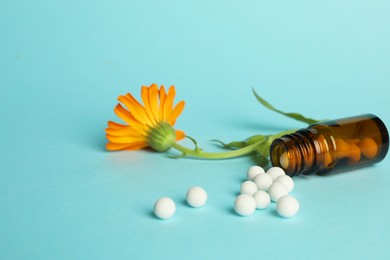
123, 142, 149, 150
168, 100, 185, 126
105, 126, 142, 136
106, 134, 146, 144
175, 129, 185, 141
106, 142, 133, 151
114, 104, 134, 125
159, 85, 167, 120
148, 84, 160, 122
162, 86, 175, 121
108, 121, 127, 129
141, 86, 156, 125
114, 104, 147, 134
118, 94, 152, 127
106, 141, 148, 151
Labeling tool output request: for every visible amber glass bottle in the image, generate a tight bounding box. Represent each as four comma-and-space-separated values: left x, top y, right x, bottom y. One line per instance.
270, 114, 389, 177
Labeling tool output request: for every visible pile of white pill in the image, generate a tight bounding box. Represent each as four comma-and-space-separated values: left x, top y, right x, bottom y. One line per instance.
153, 186, 208, 220
154, 166, 299, 220
234, 165, 300, 218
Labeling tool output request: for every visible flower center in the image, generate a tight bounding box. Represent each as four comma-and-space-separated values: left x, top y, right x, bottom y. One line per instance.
147, 122, 176, 152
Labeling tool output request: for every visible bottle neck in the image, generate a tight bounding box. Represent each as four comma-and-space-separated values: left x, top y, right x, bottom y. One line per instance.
270, 129, 325, 177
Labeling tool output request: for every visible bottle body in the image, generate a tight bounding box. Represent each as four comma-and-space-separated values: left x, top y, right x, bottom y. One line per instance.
270, 114, 389, 177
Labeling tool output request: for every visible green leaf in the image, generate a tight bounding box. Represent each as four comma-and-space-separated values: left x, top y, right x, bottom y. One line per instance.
252, 89, 320, 125
257, 147, 269, 158
212, 135, 268, 150
251, 152, 269, 167
244, 135, 267, 145
211, 139, 246, 149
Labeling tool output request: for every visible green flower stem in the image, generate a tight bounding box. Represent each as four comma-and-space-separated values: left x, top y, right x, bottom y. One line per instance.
170, 129, 297, 160
171, 140, 262, 159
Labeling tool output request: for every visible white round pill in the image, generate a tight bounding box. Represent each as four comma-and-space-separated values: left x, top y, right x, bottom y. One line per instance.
186, 186, 208, 208
234, 194, 256, 216
254, 173, 273, 191
247, 165, 265, 180
267, 166, 286, 181
253, 190, 271, 209
276, 195, 300, 218
240, 180, 258, 195
154, 197, 176, 220
268, 182, 288, 202
275, 175, 294, 193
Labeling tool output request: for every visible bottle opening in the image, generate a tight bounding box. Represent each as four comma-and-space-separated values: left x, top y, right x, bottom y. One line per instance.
270, 139, 298, 177
270, 131, 319, 177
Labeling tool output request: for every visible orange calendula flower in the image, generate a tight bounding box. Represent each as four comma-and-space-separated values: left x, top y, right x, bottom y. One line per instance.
106, 84, 185, 152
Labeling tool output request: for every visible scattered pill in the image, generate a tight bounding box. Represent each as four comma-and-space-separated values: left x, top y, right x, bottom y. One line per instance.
234, 194, 256, 216
276, 195, 300, 218
254, 173, 273, 191
154, 197, 176, 220
186, 186, 208, 208
247, 165, 265, 180
240, 180, 258, 195
275, 175, 294, 193
267, 167, 286, 181
268, 182, 288, 202
253, 190, 271, 209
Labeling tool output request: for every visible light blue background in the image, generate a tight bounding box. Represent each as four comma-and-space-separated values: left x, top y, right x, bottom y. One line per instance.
1, 0, 390, 259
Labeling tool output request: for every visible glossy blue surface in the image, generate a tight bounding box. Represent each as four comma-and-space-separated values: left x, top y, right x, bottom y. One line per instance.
1, 0, 390, 259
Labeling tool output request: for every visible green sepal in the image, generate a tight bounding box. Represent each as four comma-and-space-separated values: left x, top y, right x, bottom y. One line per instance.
212, 135, 269, 150
186, 135, 203, 152
147, 122, 176, 152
